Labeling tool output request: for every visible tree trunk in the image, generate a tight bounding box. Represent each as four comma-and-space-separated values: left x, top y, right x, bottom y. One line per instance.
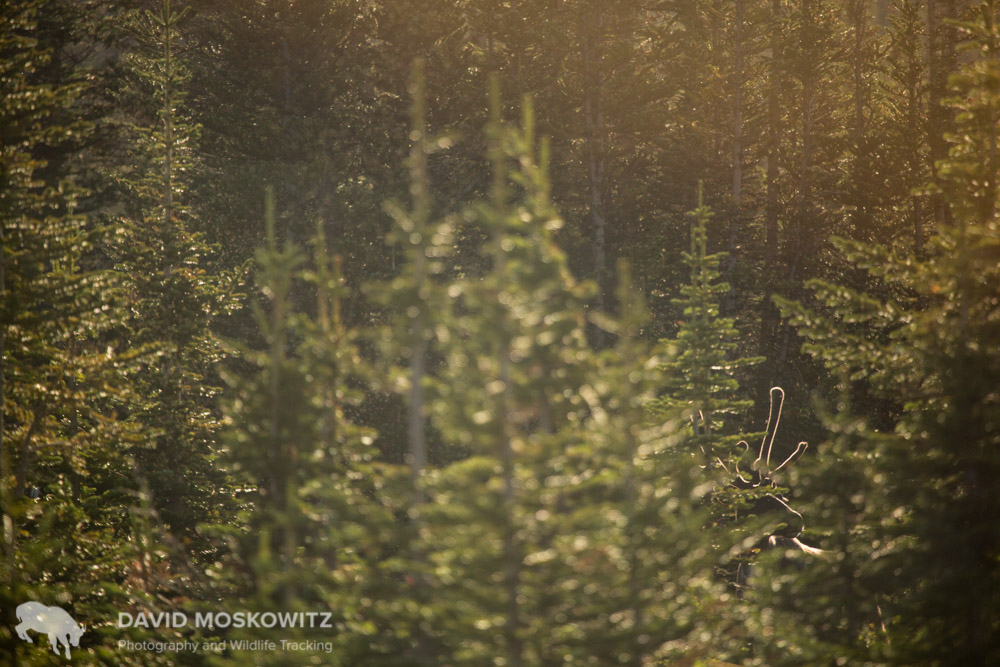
624, 419, 643, 666
927, 0, 957, 227
760, 0, 784, 406
726, 0, 746, 316
850, 0, 870, 242
14, 409, 42, 501
777, 0, 817, 378
0, 190, 10, 581
908, 6, 926, 255
499, 351, 522, 667
407, 61, 430, 515
494, 234, 522, 667
162, 0, 173, 233
581, 1, 607, 341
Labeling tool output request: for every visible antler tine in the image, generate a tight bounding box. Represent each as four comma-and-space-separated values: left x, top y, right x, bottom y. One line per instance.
772, 441, 808, 475
755, 386, 785, 476
752, 400, 771, 476
789, 537, 833, 558
716, 457, 731, 475
764, 387, 785, 469
732, 440, 753, 484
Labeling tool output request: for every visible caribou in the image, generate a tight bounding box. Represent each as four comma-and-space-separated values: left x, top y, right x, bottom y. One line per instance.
715, 387, 832, 592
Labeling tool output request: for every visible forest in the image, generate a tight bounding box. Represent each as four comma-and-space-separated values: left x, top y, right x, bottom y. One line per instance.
2, 0, 999, 664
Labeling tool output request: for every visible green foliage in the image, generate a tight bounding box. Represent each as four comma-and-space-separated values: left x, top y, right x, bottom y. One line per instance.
774, 4, 1000, 662
0, 1, 150, 663
745, 383, 889, 665
651, 186, 760, 465
418, 92, 598, 665
210, 192, 392, 665
6, 1, 1000, 664
111, 0, 245, 547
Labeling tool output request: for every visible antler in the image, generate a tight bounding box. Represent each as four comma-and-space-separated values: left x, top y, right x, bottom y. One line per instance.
754, 386, 785, 476
743, 387, 809, 483
728, 387, 829, 558
730, 439, 753, 485
772, 441, 808, 475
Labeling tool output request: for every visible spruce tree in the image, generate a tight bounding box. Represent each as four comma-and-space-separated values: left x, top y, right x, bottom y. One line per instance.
209, 190, 391, 665
0, 1, 150, 662
111, 0, 244, 552
650, 186, 759, 466
745, 379, 888, 665
363, 58, 457, 663
576, 260, 743, 665
776, 4, 1000, 661
418, 91, 597, 665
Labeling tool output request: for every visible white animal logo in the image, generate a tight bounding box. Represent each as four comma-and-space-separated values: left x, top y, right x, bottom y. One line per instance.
15, 601, 85, 659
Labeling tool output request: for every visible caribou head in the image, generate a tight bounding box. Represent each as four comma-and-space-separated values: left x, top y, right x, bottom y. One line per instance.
721, 386, 827, 558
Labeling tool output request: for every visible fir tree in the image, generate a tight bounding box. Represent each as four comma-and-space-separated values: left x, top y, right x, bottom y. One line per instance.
0, 1, 150, 662
209, 190, 391, 665
650, 185, 759, 466
419, 90, 596, 665
111, 0, 244, 552
776, 4, 1000, 661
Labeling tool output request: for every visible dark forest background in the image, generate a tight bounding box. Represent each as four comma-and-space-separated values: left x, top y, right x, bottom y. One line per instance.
2, 0, 999, 664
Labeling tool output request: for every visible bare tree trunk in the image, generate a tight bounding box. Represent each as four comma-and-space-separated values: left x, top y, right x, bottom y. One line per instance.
726, 0, 746, 315
760, 0, 784, 404
0, 48, 21, 667
765, 0, 782, 260
0, 187, 10, 583
927, 0, 957, 227
908, 7, 926, 255
778, 0, 817, 377
794, 1, 816, 281
850, 0, 870, 241
984, 32, 999, 223
162, 0, 173, 234
581, 1, 607, 341
14, 409, 42, 501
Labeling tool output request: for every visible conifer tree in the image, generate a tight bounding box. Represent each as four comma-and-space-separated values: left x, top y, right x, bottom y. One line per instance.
209, 190, 391, 665
577, 261, 743, 665
884, 0, 931, 254
745, 379, 888, 665
414, 92, 739, 666
111, 0, 243, 550
776, 4, 1000, 660
0, 1, 149, 662
183, 0, 396, 277
419, 91, 597, 665
650, 186, 759, 466
364, 58, 457, 663
641, 186, 858, 664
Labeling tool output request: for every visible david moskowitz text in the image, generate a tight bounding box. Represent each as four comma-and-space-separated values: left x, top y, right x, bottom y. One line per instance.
118, 611, 335, 630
